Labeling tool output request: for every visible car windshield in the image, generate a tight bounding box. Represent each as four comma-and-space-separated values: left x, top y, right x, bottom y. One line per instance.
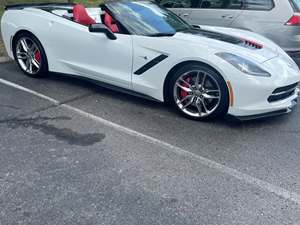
105, 1, 192, 36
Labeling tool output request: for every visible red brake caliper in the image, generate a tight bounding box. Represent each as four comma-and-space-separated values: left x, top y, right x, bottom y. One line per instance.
34, 50, 41, 62
180, 77, 190, 99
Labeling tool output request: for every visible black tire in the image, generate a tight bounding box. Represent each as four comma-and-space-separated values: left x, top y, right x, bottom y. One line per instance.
13, 32, 48, 78
166, 63, 229, 121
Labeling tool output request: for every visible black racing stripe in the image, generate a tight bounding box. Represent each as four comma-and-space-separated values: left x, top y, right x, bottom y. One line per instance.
134, 54, 168, 75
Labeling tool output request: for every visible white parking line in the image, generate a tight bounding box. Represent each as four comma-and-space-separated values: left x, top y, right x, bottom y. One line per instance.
1, 77, 300, 205
0, 78, 60, 105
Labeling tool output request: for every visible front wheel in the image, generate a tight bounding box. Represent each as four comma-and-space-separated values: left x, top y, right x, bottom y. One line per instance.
167, 63, 229, 121
13, 32, 48, 78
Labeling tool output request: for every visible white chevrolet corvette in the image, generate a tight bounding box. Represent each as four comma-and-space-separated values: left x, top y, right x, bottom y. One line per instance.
1, 1, 300, 121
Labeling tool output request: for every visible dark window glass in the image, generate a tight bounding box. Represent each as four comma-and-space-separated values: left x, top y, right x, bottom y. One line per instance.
290, 0, 300, 12
106, 1, 192, 36
155, 0, 193, 8
156, 0, 242, 9
199, 0, 243, 9
244, 0, 274, 10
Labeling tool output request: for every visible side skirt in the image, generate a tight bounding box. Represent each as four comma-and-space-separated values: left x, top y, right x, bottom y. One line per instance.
50, 72, 163, 103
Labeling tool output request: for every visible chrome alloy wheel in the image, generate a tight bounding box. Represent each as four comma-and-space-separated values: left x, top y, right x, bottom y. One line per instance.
173, 70, 221, 118
16, 37, 41, 75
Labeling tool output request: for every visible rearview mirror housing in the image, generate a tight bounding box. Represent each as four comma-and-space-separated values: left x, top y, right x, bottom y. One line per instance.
89, 23, 117, 40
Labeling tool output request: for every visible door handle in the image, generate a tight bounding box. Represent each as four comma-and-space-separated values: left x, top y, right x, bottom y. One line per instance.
222, 14, 234, 19
182, 13, 189, 17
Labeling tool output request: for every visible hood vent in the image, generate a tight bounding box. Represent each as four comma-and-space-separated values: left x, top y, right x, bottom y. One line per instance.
241, 39, 263, 50
182, 28, 263, 50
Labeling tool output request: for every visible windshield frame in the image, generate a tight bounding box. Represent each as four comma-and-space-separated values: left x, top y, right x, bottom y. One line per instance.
103, 0, 192, 36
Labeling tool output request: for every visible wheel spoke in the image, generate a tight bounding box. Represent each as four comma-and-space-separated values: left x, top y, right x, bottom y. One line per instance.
203, 93, 220, 100
29, 44, 37, 54
201, 99, 209, 113
176, 82, 192, 93
179, 78, 192, 88
179, 95, 192, 104
27, 61, 33, 73
32, 59, 40, 69
196, 100, 202, 115
182, 97, 194, 109
20, 39, 29, 52
206, 89, 220, 94
17, 52, 27, 60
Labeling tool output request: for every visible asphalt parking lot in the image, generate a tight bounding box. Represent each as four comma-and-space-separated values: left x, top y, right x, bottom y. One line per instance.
1, 60, 300, 225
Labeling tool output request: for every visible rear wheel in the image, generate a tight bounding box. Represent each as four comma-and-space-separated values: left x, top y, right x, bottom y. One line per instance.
167, 63, 229, 121
13, 32, 48, 78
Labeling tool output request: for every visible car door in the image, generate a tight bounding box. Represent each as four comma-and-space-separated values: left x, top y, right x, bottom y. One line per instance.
157, 0, 195, 23
230, 0, 283, 43
188, 0, 243, 26
47, 17, 133, 89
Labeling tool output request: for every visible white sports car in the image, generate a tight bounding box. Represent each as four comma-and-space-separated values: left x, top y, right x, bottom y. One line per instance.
1, 1, 300, 121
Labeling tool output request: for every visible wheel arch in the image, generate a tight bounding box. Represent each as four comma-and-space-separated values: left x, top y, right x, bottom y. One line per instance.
12, 30, 38, 56
12, 29, 49, 67
163, 60, 228, 102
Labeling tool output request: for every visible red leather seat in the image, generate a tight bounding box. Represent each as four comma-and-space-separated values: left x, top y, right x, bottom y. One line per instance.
104, 12, 119, 33
73, 4, 96, 26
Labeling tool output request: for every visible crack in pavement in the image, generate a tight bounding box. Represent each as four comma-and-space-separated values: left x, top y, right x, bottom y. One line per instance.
0, 104, 20, 110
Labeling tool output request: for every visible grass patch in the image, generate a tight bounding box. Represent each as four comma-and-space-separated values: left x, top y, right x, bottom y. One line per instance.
0, 37, 5, 57
0, 2, 5, 56
0, 0, 102, 56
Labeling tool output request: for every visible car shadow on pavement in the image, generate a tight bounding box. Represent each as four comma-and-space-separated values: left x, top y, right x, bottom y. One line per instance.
1, 61, 296, 131
48, 71, 170, 108
48, 72, 296, 130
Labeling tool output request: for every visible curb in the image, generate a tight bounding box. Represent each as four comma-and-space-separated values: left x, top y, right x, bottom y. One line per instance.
0, 56, 12, 63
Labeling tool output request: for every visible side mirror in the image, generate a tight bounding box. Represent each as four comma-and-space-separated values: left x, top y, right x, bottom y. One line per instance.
89, 23, 117, 40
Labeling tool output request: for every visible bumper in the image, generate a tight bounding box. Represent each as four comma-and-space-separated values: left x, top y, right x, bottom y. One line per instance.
228, 84, 300, 120
232, 91, 299, 121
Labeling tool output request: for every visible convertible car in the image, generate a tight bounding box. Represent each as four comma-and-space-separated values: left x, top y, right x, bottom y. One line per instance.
1, 1, 300, 120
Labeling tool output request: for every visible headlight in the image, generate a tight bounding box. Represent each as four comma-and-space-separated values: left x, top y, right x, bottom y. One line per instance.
216, 52, 271, 77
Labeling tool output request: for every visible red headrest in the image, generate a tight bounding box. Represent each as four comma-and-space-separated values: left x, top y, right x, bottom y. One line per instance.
104, 12, 119, 33
73, 4, 96, 26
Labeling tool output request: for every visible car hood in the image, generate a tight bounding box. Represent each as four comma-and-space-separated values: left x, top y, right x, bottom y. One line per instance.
171, 26, 279, 64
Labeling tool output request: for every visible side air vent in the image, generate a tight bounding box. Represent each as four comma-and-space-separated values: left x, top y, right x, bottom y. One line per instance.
268, 83, 299, 102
